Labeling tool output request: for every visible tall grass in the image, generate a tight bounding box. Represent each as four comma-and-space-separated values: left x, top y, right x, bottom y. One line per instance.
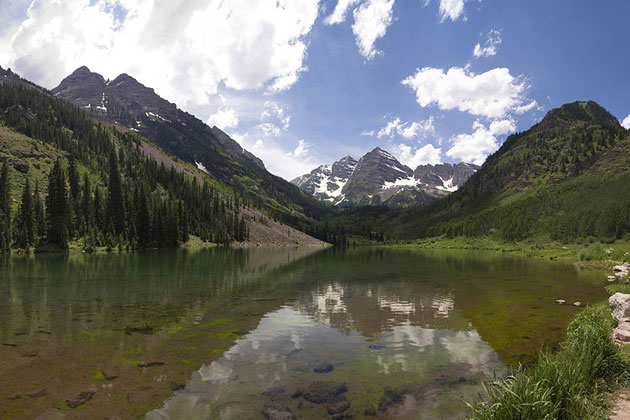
468, 303, 630, 420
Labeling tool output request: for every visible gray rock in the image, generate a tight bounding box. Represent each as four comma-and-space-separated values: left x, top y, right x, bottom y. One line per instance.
573, 302, 581, 307
555, 299, 566, 305
610, 293, 630, 323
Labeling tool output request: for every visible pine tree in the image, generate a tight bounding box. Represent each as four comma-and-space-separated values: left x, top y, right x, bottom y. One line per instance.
46, 159, 69, 250
106, 147, 125, 236
81, 173, 92, 236
15, 176, 34, 249
33, 180, 45, 245
0, 160, 11, 253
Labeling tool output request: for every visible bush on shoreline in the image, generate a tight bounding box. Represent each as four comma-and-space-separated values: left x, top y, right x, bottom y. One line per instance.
468, 303, 630, 420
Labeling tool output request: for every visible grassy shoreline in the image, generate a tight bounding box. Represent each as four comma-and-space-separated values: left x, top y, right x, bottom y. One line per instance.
468, 303, 630, 419
351, 235, 630, 269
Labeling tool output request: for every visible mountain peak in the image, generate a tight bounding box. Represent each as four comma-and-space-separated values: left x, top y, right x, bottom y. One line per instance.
537, 100, 620, 131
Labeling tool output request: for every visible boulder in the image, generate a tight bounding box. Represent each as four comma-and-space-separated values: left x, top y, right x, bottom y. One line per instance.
610, 293, 630, 323
609, 276, 618, 282
555, 300, 566, 305
615, 327, 630, 342
573, 302, 581, 307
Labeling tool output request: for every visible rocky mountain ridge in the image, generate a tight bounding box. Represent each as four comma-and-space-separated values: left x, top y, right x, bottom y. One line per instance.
51, 66, 327, 228
292, 147, 478, 207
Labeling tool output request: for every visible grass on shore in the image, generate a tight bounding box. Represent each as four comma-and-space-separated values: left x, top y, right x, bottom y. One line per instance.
467, 303, 630, 420
351, 234, 630, 268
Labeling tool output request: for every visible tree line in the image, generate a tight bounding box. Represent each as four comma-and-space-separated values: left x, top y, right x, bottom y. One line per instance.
0, 84, 249, 253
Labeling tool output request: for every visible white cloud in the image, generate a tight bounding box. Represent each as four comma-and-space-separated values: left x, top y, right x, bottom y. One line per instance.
352, 0, 395, 60
621, 114, 630, 130
360, 129, 376, 136
473, 29, 501, 58
446, 119, 516, 165
377, 116, 434, 139
257, 122, 282, 137
1, 0, 320, 109
206, 107, 238, 129
402, 66, 536, 119
289, 139, 310, 158
393, 143, 442, 167
261, 101, 290, 129
324, 0, 361, 25
438, 0, 466, 22
234, 132, 316, 179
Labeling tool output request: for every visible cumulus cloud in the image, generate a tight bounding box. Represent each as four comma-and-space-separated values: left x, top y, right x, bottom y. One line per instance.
324, 0, 361, 25
352, 0, 395, 59
360, 129, 376, 136
377, 116, 434, 139
206, 107, 238, 129
473, 29, 501, 58
0, 0, 320, 109
393, 143, 442, 167
402, 66, 536, 119
621, 114, 630, 130
446, 119, 516, 165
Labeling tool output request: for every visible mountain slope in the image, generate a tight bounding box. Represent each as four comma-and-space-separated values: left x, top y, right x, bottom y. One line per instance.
391, 101, 630, 241
292, 147, 478, 207
0, 70, 324, 249
52, 66, 327, 226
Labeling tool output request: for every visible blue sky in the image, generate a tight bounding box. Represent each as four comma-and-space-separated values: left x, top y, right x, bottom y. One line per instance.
1, 0, 628, 180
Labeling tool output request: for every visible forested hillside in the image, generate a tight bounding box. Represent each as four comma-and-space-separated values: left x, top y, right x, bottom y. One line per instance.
389, 101, 630, 242
0, 82, 329, 252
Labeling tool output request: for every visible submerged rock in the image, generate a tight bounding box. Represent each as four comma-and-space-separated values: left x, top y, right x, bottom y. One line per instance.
574, 302, 581, 307
610, 293, 630, 323
102, 370, 118, 380
137, 361, 164, 368
327, 400, 351, 415
66, 390, 95, 408
261, 404, 294, 420
262, 387, 285, 398
303, 381, 348, 404
313, 363, 334, 373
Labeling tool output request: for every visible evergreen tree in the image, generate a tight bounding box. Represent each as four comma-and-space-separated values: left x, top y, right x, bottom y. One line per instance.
15, 176, 34, 249
81, 173, 92, 236
106, 147, 125, 236
33, 180, 45, 245
46, 159, 69, 250
0, 160, 10, 253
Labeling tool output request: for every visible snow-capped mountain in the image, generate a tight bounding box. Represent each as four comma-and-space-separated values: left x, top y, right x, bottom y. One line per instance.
291, 147, 479, 207
292, 156, 358, 203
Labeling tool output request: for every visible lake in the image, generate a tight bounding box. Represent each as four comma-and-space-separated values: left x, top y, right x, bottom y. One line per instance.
0, 248, 606, 419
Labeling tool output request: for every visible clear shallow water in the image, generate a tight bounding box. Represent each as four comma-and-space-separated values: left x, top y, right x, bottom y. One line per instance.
0, 248, 606, 419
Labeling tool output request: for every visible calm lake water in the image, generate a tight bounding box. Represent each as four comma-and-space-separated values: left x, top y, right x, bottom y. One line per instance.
0, 248, 606, 419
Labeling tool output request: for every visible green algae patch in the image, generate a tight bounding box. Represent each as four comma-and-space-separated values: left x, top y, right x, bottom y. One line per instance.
123, 347, 144, 356
93, 370, 105, 381
210, 329, 242, 340
195, 318, 233, 328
